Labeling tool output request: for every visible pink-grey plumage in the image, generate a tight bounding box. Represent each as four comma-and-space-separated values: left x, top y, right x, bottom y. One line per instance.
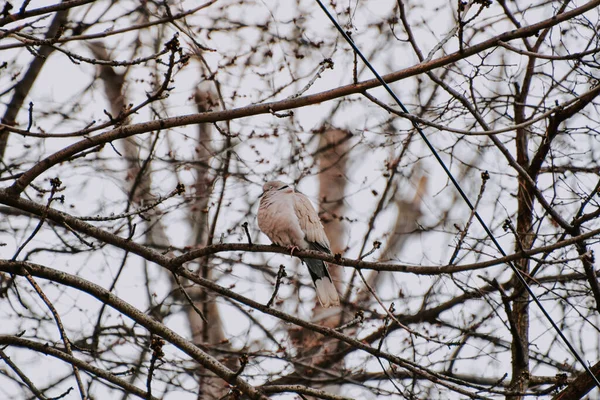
257, 180, 340, 307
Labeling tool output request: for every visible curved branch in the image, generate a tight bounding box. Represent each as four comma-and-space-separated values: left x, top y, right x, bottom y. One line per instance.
0, 0, 94, 27
1, 188, 600, 276
0, 261, 268, 400
0, 260, 504, 398
6, 0, 600, 195
0, 335, 159, 400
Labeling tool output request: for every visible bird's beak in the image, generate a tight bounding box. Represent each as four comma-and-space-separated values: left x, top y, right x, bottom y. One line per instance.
258, 191, 265, 198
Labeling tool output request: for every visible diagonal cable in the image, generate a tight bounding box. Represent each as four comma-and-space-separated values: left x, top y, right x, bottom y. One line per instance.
314, 0, 600, 388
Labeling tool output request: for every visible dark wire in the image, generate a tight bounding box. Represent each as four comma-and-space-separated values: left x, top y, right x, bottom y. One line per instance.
314, 0, 600, 389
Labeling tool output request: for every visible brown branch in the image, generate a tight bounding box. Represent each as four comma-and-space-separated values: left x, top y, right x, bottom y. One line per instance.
0, 335, 161, 400
528, 83, 600, 178
0, 1, 217, 50
303, 269, 595, 383
0, 347, 49, 400
572, 226, 600, 314
172, 272, 208, 322
21, 269, 87, 399
0, 260, 500, 399
491, 278, 528, 377
498, 41, 600, 61
147, 336, 164, 399
0, 261, 269, 400
0, 5, 69, 162
266, 265, 287, 308
6, 0, 600, 194
552, 360, 600, 400
2, 187, 600, 276
261, 385, 353, 400
0, 0, 93, 27
448, 171, 489, 265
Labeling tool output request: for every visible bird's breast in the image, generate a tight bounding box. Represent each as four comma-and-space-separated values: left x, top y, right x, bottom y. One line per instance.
258, 195, 306, 248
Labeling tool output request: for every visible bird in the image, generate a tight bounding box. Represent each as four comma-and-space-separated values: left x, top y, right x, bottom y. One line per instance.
257, 180, 340, 307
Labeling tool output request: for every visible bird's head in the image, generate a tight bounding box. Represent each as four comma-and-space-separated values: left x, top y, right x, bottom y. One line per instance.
260, 180, 293, 198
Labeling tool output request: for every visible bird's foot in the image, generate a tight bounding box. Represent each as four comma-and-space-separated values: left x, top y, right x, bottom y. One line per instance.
288, 245, 300, 256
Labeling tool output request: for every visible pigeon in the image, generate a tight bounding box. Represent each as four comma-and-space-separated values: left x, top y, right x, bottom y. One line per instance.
257, 180, 340, 307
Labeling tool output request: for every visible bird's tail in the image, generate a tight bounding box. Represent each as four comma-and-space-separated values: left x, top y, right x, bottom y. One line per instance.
304, 258, 340, 307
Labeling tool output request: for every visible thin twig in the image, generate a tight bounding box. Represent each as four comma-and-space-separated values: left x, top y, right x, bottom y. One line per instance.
232, 353, 248, 379
241, 222, 253, 246
285, 58, 334, 100
147, 336, 164, 399
78, 184, 185, 221
26, 102, 33, 132
12, 178, 63, 261
356, 268, 457, 347
171, 272, 207, 322
447, 171, 489, 265
0, 347, 50, 399
360, 241, 381, 260
21, 268, 86, 399
335, 311, 364, 331
267, 265, 287, 308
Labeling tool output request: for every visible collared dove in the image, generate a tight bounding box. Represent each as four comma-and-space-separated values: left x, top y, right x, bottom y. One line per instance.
258, 180, 340, 307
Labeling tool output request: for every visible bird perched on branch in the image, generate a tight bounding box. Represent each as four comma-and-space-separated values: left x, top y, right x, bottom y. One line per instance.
257, 180, 340, 307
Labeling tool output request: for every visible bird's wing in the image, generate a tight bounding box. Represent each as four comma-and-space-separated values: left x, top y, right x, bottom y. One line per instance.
293, 192, 331, 253
258, 193, 305, 247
